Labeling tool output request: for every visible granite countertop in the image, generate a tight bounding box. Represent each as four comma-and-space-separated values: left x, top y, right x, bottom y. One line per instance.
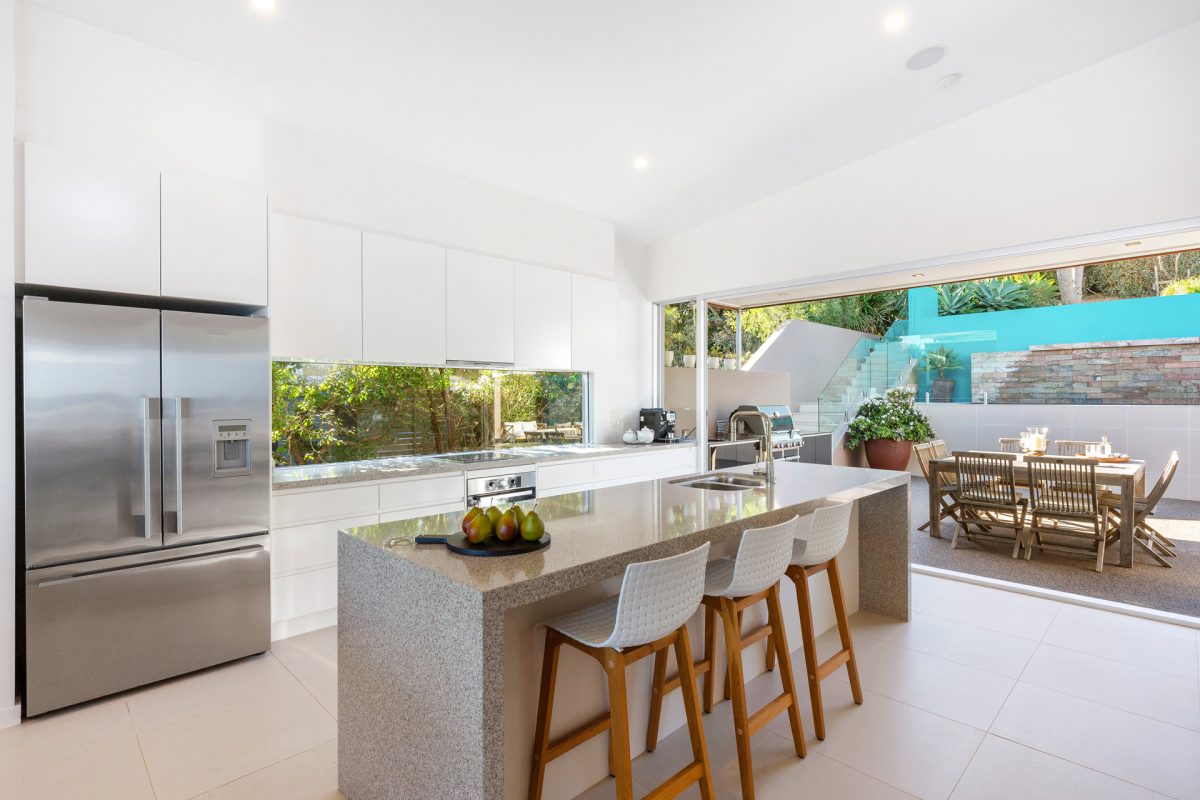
340, 461, 908, 607
272, 440, 696, 491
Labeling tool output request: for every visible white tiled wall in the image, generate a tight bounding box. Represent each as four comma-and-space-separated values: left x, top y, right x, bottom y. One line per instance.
922, 404, 1197, 500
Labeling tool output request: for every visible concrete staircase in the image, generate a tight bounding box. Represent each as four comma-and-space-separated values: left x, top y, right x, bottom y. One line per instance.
816, 340, 918, 432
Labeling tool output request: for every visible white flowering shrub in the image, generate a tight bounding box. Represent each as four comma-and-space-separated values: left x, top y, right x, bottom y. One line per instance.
844, 386, 935, 450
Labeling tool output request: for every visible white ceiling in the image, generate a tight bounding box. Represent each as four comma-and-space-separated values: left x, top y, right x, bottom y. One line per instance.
27, 0, 1200, 241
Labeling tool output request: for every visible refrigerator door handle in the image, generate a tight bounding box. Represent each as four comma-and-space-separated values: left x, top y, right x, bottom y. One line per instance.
141, 397, 154, 540
171, 396, 185, 536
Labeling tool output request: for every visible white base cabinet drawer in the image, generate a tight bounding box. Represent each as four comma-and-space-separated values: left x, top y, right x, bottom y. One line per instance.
378, 475, 464, 512
379, 501, 463, 524
271, 484, 380, 527
271, 566, 338, 624
271, 513, 379, 577
537, 460, 595, 493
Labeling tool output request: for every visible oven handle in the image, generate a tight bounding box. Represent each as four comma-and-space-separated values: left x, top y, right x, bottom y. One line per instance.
468, 488, 537, 508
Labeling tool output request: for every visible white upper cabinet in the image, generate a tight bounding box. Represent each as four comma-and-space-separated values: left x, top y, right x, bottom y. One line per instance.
571, 274, 619, 372
161, 171, 267, 305
23, 142, 160, 295
514, 263, 572, 370
445, 250, 515, 365
362, 233, 446, 365
269, 213, 362, 362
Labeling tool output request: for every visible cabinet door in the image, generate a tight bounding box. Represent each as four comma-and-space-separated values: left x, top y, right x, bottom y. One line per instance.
363, 233, 446, 365
571, 274, 619, 372
161, 171, 267, 305
514, 263, 571, 370
445, 250, 514, 364
23, 142, 160, 295
268, 213, 362, 361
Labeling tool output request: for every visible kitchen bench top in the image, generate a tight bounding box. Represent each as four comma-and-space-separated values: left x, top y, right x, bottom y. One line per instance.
336, 461, 911, 800
271, 440, 696, 491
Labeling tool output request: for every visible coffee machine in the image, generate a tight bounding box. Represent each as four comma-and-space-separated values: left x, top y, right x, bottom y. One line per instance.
639, 408, 679, 442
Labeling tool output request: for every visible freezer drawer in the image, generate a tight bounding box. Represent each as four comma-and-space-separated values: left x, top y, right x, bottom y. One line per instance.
24, 536, 270, 717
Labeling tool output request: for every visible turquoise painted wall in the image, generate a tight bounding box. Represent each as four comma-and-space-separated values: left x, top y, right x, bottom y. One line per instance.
905, 287, 1200, 402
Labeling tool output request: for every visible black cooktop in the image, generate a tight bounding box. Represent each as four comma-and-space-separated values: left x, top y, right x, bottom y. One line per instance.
436, 451, 524, 464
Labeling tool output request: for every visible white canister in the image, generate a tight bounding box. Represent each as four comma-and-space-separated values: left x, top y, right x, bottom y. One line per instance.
637, 427, 655, 444
622, 429, 638, 444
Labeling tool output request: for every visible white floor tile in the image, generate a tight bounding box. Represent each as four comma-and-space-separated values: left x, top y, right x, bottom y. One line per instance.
847, 609, 910, 641
882, 613, 1039, 679
842, 641, 1016, 731
125, 653, 300, 733
192, 740, 343, 800
270, 626, 338, 681
1021, 644, 1200, 732
1041, 604, 1199, 680
776, 680, 983, 800
300, 670, 338, 720
4, 734, 155, 800
0, 695, 135, 777
138, 678, 336, 800
950, 735, 1167, 800
923, 583, 1063, 641
991, 683, 1200, 800
910, 573, 957, 614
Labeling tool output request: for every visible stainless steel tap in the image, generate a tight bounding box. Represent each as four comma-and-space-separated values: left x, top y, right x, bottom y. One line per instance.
729, 409, 775, 484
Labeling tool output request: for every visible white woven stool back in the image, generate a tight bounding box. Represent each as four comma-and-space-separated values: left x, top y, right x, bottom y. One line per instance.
605, 542, 711, 649
713, 516, 799, 598
791, 501, 853, 567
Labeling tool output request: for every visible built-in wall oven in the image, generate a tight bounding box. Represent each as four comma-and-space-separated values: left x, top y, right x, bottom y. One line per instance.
464, 466, 537, 507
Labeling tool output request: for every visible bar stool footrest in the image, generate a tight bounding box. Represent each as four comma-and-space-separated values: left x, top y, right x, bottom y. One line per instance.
545, 712, 612, 762
815, 649, 851, 681
642, 760, 707, 800
748, 692, 794, 737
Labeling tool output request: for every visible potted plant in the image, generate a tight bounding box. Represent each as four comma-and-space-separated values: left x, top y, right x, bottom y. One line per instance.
845, 386, 934, 471
923, 345, 961, 402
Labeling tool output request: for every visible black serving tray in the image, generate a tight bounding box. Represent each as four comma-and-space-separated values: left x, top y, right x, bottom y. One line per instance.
444, 532, 551, 557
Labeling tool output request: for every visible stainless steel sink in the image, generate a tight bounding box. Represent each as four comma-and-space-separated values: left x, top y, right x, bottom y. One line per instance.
670, 472, 768, 491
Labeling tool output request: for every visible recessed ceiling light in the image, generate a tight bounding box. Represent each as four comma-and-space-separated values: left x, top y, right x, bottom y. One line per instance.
883, 12, 908, 33
1125, 240, 1142, 246
632, 156, 649, 170
250, 0, 275, 13
906, 45, 947, 70
912, 273, 925, 278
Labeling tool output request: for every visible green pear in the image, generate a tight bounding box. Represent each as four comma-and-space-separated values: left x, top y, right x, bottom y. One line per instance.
512, 504, 527, 527
461, 506, 482, 535
496, 508, 519, 543
486, 506, 502, 526
464, 511, 493, 545
520, 510, 545, 542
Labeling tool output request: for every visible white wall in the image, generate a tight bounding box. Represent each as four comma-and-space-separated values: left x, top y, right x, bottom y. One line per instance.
744, 319, 873, 404
0, 0, 16, 727
265, 121, 614, 279
923, 403, 1198, 501
18, 5, 264, 187
648, 23, 1200, 301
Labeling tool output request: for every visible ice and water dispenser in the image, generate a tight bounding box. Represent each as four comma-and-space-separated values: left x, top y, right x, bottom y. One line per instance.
213, 420, 252, 477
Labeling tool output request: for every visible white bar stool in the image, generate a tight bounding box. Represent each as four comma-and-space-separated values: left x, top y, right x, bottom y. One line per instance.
766, 501, 861, 741
528, 543, 715, 800
646, 517, 806, 800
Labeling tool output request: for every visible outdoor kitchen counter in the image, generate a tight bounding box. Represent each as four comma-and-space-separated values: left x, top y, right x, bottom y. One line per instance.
272, 440, 696, 490
337, 461, 910, 800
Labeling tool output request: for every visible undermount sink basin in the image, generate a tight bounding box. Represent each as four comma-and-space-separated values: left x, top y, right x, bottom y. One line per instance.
670, 472, 768, 491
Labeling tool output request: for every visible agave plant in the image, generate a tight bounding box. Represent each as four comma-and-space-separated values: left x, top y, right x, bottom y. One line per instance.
1008, 272, 1059, 307
936, 284, 977, 316
973, 279, 1029, 311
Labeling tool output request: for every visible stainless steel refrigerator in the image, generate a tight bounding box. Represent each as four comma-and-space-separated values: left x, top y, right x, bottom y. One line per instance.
20, 297, 271, 716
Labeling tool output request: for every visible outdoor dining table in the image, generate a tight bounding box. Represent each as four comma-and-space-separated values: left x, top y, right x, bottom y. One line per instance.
927, 453, 1147, 568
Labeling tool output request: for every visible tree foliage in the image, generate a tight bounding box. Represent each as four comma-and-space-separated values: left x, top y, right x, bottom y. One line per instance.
272, 363, 583, 466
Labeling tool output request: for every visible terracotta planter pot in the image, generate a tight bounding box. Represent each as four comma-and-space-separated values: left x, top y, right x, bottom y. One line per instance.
864, 438, 914, 471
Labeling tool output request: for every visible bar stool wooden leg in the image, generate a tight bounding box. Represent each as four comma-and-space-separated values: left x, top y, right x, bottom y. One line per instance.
792, 566, 826, 741
720, 598, 756, 800
645, 646, 670, 753
828, 558, 863, 705
604, 649, 634, 799
766, 584, 807, 757
529, 629, 562, 800
673, 625, 716, 800
702, 604, 716, 713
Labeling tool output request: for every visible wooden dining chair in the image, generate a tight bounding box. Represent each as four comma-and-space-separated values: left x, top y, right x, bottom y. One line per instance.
1026, 456, 1120, 572
953, 451, 1028, 557
914, 441, 959, 533
1053, 440, 1103, 456
997, 438, 1023, 454
1103, 452, 1180, 567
